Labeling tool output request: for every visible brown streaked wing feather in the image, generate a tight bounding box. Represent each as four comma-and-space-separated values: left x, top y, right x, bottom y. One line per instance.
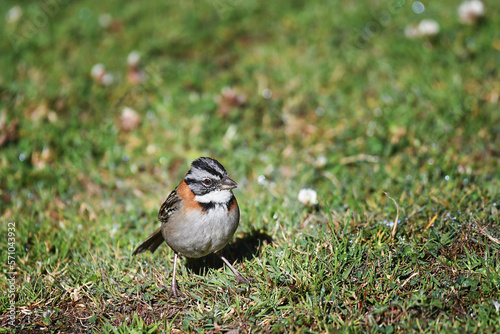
158, 187, 182, 224
133, 187, 182, 255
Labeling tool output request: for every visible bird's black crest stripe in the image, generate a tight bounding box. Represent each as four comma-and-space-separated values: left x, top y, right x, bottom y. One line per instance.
190, 157, 226, 178
191, 163, 221, 179
184, 178, 195, 185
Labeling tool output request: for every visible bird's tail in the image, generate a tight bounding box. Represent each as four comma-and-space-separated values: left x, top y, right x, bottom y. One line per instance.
132, 228, 165, 255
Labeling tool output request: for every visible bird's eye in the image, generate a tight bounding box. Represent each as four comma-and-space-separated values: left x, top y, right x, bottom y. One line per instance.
203, 178, 212, 186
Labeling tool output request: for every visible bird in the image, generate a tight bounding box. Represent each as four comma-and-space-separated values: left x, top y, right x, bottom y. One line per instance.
133, 157, 249, 297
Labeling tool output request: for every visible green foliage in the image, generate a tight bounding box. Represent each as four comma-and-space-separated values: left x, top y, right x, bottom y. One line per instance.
1, 0, 499, 332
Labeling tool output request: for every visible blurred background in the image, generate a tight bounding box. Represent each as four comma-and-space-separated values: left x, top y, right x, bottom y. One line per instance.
1, 0, 499, 331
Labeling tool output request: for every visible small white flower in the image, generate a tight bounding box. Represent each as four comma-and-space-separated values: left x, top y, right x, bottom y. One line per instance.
458, 0, 484, 25
146, 144, 157, 155
127, 51, 141, 67
417, 19, 440, 37
405, 19, 439, 39
315, 155, 327, 168
404, 25, 420, 39
298, 188, 318, 206
120, 107, 141, 131
262, 88, 272, 99
101, 73, 114, 86
98, 13, 112, 28
91, 63, 106, 80
6, 6, 22, 24
91, 63, 114, 85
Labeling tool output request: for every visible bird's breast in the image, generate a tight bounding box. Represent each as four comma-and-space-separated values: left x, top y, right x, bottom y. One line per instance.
162, 201, 240, 258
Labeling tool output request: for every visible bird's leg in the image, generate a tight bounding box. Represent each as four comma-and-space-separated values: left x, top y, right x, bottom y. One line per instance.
217, 252, 250, 285
169, 253, 182, 298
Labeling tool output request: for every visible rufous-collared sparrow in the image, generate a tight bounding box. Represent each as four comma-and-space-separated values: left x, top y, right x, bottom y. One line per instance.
133, 157, 249, 297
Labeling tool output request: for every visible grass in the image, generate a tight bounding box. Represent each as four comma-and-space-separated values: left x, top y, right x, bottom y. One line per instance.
1, 0, 500, 332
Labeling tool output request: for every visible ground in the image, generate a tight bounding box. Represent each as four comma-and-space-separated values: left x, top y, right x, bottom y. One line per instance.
1, 0, 499, 332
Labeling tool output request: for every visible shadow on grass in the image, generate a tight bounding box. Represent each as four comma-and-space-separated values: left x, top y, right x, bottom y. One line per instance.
184, 229, 272, 275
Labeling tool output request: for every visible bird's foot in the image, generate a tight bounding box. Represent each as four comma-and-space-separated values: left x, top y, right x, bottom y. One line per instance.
235, 273, 251, 286
168, 279, 183, 299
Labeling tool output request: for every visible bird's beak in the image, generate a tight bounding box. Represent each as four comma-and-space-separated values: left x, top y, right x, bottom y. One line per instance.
219, 176, 238, 190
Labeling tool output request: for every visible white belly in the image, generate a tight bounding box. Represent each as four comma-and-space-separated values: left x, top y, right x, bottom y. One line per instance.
162, 204, 240, 258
